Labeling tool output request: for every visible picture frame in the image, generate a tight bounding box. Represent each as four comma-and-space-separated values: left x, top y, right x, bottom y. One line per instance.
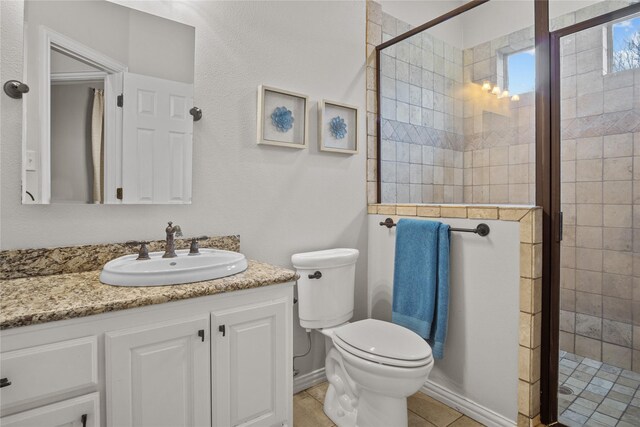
257, 85, 309, 149
318, 99, 358, 154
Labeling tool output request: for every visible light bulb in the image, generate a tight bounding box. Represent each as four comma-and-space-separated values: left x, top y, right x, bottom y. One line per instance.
491, 86, 501, 95
501, 90, 509, 99
511, 94, 520, 101
481, 81, 491, 92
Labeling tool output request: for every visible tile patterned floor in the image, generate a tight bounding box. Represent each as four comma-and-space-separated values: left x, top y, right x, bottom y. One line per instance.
293, 381, 485, 427
558, 351, 640, 427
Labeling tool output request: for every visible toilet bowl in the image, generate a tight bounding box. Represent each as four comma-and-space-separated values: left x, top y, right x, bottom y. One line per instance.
292, 249, 434, 427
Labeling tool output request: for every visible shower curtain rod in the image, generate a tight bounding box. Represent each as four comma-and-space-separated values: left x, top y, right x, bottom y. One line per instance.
378, 218, 490, 237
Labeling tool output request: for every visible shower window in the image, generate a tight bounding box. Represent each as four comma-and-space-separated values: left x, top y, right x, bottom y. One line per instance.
505, 49, 536, 95
608, 14, 640, 73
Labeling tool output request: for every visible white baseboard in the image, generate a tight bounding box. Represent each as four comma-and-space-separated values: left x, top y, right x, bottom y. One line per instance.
421, 381, 517, 427
293, 368, 326, 394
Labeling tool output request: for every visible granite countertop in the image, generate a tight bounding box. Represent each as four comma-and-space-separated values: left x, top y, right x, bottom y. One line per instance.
0, 260, 297, 330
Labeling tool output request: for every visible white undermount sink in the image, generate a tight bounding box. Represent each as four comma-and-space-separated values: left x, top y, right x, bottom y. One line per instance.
100, 249, 248, 286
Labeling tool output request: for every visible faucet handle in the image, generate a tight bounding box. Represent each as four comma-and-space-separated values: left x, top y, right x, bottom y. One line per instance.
126, 240, 150, 260
188, 236, 208, 256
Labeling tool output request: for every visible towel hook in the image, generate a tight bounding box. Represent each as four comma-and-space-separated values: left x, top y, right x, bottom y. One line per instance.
190, 107, 202, 121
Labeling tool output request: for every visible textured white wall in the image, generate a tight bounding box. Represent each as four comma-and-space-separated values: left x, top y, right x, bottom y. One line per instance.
380, 0, 464, 47
1, 0, 368, 377
368, 215, 520, 424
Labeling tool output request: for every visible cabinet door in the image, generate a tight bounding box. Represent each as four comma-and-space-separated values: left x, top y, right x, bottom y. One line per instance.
212, 299, 287, 427
106, 317, 210, 427
0, 392, 99, 427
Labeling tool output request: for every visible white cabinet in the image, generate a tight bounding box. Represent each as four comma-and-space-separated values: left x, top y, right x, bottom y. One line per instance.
0, 393, 99, 427
106, 317, 210, 427
212, 299, 288, 427
0, 336, 98, 412
0, 283, 293, 427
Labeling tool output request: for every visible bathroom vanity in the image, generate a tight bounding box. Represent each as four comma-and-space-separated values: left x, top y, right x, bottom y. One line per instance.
0, 241, 296, 427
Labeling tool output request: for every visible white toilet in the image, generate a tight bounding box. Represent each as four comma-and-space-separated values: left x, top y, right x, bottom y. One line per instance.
292, 248, 434, 427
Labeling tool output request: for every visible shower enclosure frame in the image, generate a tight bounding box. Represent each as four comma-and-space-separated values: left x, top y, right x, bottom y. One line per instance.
545, 2, 640, 425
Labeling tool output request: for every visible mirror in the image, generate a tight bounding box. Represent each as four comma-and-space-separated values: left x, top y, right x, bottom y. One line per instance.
22, 0, 196, 204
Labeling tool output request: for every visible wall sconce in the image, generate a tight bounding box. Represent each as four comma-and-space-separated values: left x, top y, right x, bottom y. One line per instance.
480, 81, 519, 102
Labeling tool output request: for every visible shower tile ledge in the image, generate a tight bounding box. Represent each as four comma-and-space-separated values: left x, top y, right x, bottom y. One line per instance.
368, 203, 539, 221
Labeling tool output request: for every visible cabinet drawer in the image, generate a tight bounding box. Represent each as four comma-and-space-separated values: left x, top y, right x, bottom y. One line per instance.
0, 392, 100, 427
1, 336, 98, 411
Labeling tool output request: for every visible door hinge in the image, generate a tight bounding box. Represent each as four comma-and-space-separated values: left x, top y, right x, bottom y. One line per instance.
557, 211, 563, 242
197, 329, 205, 342
116, 187, 123, 200
117, 94, 123, 107
219, 325, 226, 337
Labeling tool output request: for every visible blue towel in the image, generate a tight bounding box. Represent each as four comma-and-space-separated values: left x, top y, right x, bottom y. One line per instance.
392, 218, 450, 359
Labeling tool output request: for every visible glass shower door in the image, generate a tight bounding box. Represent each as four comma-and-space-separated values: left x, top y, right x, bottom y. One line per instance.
555, 9, 640, 427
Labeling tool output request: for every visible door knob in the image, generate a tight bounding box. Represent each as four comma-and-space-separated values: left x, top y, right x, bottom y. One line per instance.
4, 80, 29, 99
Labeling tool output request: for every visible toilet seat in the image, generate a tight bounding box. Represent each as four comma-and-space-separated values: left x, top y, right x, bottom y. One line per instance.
332, 319, 433, 368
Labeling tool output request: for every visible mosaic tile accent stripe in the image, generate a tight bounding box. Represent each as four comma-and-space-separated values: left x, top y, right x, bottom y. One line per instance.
381, 119, 465, 150
0, 235, 240, 280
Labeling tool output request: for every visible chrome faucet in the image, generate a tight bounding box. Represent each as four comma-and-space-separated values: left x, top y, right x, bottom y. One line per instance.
163, 221, 183, 258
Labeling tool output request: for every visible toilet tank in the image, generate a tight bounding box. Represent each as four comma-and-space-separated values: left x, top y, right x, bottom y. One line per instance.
291, 248, 359, 329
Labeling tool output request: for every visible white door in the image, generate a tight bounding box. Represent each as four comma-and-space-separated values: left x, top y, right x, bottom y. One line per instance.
212, 300, 288, 427
105, 317, 210, 427
121, 72, 193, 204
0, 393, 100, 427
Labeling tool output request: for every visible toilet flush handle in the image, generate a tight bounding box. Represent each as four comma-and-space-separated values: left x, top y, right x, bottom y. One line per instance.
308, 271, 322, 279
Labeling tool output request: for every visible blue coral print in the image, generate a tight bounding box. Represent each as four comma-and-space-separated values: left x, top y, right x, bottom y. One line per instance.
271, 106, 294, 132
329, 116, 347, 139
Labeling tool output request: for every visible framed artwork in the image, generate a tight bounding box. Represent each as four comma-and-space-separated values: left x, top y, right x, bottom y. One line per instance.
257, 85, 309, 148
318, 99, 358, 154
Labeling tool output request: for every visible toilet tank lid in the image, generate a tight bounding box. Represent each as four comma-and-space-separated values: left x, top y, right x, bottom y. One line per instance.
291, 248, 359, 269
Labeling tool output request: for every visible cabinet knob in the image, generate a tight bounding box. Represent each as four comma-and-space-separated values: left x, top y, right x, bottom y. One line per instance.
198, 329, 205, 342
81, 414, 87, 427
0, 378, 11, 388
219, 325, 226, 337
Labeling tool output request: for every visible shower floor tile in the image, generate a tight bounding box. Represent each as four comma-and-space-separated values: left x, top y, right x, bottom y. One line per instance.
559, 351, 640, 427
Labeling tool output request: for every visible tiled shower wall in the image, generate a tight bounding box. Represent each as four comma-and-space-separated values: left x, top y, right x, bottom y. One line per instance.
379, 13, 465, 204
378, 14, 537, 205
558, 24, 640, 371
462, 32, 536, 205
